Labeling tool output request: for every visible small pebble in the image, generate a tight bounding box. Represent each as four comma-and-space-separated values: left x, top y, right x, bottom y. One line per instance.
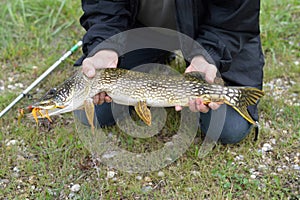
144, 176, 152, 182
234, 155, 244, 161
12, 173, 20, 178
135, 175, 142, 181
277, 167, 283, 172
68, 192, 75, 199
292, 164, 300, 171
47, 188, 56, 196
258, 165, 267, 170
294, 156, 299, 164
253, 171, 260, 176
0, 179, 9, 185
270, 138, 276, 145
250, 174, 256, 179
249, 168, 256, 173
13, 166, 20, 173
70, 184, 81, 192
262, 143, 272, 152
6, 140, 17, 146
15, 83, 24, 88
141, 185, 152, 193
284, 156, 290, 162
112, 177, 118, 182
7, 85, 16, 90
191, 171, 201, 176
17, 155, 26, 161
157, 171, 164, 177
282, 165, 289, 169
107, 171, 116, 179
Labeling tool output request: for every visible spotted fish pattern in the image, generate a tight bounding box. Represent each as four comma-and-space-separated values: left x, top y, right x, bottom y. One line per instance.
32, 68, 264, 125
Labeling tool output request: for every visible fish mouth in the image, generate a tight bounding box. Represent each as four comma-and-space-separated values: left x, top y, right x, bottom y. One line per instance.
26, 103, 82, 120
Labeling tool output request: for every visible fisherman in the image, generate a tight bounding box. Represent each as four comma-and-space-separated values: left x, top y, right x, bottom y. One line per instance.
75, 0, 264, 144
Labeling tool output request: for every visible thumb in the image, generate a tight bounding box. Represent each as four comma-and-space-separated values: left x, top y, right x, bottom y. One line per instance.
204, 66, 217, 84
82, 63, 96, 78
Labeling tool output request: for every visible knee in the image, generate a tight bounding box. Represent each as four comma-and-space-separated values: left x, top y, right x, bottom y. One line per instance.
219, 121, 252, 144
200, 105, 253, 145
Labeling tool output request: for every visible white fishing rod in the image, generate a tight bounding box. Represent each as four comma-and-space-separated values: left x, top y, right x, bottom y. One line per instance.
0, 40, 83, 118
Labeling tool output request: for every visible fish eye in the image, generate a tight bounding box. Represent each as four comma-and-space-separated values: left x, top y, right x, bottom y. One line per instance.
48, 88, 57, 95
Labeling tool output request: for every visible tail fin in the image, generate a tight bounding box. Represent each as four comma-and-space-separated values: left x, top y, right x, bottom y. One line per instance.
224, 87, 264, 124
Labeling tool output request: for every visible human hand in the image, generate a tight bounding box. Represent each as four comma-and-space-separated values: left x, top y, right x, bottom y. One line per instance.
175, 55, 221, 113
82, 50, 118, 104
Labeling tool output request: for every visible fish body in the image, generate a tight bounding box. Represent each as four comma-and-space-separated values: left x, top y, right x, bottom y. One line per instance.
27, 68, 264, 126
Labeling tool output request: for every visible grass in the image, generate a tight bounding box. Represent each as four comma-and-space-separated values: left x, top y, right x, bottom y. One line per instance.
0, 0, 299, 199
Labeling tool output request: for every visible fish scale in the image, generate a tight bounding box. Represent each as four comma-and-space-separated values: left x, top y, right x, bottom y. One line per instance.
25, 68, 264, 125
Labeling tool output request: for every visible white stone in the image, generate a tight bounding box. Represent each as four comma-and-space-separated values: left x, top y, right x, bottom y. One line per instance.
277, 167, 283, 172
7, 85, 15, 90
70, 184, 81, 192
157, 171, 165, 177
6, 139, 17, 146
234, 155, 244, 161
68, 192, 75, 198
191, 171, 201, 176
258, 165, 267, 170
13, 166, 20, 173
262, 143, 272, 152
141, 186, 152, 193
270, 139, 276, 145
292, 164, 300, 171
250, 174, 256, 179
107, 171, 116, 179
144, 176, 152, 182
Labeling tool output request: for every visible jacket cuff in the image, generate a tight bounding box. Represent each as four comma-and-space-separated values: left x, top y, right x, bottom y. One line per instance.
83, 38, 124, 59
194, 30, 233, 73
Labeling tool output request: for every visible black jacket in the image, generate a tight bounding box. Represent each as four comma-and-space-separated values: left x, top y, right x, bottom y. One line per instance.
79, 0, 264, 120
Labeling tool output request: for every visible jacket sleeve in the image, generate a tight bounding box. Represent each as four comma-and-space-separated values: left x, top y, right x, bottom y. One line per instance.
195, 0, 261, 73
80, 0, 131, 57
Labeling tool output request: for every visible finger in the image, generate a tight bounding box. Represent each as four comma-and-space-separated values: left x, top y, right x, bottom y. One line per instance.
104, 96, 112, 103
185, 65, 194, 73
188, 100, 198, 112
93, 94, 100, 104
205, 67, 217, 84
99, 93, 106, 104
82, 59, 96, 78
175, 105, 182, 111
195, 99, 209, 113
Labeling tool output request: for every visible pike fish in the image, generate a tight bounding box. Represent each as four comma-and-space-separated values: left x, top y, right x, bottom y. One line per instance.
20, 68, 264, 129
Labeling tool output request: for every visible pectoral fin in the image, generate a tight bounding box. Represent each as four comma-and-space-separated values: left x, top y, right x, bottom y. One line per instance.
134, 101, 151, 126
84, 99, 95, 134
